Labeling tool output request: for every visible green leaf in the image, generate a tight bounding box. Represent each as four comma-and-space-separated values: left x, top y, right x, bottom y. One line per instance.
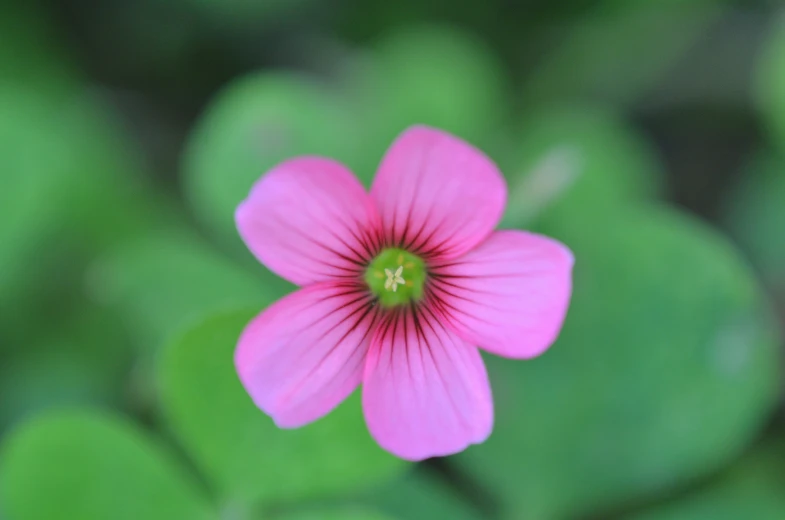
756, 13, 785, 150
500, 106, 663, 228
0, 84, 163, 328
53, 105, 170, 252
278, 508, 396, 520
0, 1, 80, 92
158, 310, 407, 508
89, 230, 281, 355
454, 206, 782, 519
346, 24, 509, 180
0, 86, 87, 301
183, 72, 358, 249
0, 305, 133, 430
362, 468, 484, 520
631, 439, 785, 520
521, 0, 725, 106
0, 410, 215, 520
0, 84, 159, 248
722, 151, 785, 291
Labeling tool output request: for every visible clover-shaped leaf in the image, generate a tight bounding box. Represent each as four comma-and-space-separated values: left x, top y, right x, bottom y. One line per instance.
501, 106, 663, 228
90, 230, 281, 355
631, 439, 785, 520
346, 23, 509, 178
183, 72, 359, 249
455, 206, 781, 519
0, 410, 215, 520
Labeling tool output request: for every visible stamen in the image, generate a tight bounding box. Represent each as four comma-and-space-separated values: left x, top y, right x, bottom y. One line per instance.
384, 265, 406, 292
364, 248, 426, 308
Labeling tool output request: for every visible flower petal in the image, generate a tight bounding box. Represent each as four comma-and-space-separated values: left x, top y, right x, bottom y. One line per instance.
236, 282, 379, 428
430, 230, 574, 359
370, 126, 506, 259
236, 157, 381, 286
362, 307, 493, 461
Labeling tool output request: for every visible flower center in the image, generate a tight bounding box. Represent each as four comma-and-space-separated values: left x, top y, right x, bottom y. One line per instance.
365, 248, 426, 307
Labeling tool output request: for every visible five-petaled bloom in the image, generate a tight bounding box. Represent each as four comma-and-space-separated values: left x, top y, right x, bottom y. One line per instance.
235, 126, 574, 461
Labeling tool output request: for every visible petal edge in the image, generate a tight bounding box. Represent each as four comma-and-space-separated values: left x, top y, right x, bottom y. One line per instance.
370, 126, 506, 259
362, 307, 493, 461
236, 282, 379, 428
236, 157, 381, 286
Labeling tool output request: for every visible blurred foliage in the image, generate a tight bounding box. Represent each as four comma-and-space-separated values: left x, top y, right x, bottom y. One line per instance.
0, 83, 165, 343
500, 105, 664, 228
2, 0, 785, 519
723, 152, 785, 294
0, 411, 216, 520
756, 12, 785, 151
172, 0, 317, 28
360, 468, 485, 520
0, 304, 132, 431
0, 2, 79, 91
455, 206, 781, 519
631, 438, 785, 520
277, 509, 395, 520
88, 231, 277, 355
521, 0, 726, 107
343, 24, 511, 179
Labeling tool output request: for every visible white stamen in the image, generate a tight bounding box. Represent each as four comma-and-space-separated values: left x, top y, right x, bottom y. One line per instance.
384, 265, 406, 292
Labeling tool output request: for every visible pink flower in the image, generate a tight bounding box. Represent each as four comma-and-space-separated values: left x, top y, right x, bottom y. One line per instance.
235, 126, 574, 461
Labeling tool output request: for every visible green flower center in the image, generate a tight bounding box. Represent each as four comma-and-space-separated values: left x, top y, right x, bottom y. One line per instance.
364, 248, 427, 308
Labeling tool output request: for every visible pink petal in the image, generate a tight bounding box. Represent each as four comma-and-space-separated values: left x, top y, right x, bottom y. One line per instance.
429, 230, 574, 359
362, 307, 493, 461
370, 126, 506, 260
236, 157, 381, 286
235, 282, 379, 428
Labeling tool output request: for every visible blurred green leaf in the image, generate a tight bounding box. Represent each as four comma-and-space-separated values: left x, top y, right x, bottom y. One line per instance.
346, 24, 509, 181
0, 305, 133, 430
522, 0, 724, 106
183, 72, 358, 250
0, 1, 79, 91
362, 468, 484, 520
54, 105, 169, 252
0, 84, 161, 248
0, 84, 163, 333
174, 0, 314, 26
158, 310, 407, 508
756, 13, 785, 150
89, 230, 280, 355
630, 439, 785, 520
0, 86, 88, 306
455, 206, 782, 519
0, 410, 215, 520
723, 151, 785, 291
278, 508, 396, 520
500, 106, 663, 228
